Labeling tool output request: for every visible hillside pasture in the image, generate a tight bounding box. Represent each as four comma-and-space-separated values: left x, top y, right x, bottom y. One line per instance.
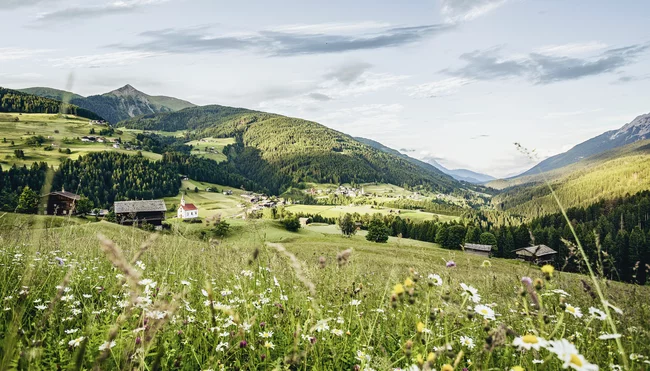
286, 204, 459, 222
0, 217, 647, 369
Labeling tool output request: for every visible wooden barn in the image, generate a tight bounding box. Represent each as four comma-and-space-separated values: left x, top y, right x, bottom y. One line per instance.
41, 188, 81, 216
114, 200, 167, 226
464, 243, 493, 257
514, 245, 557, 264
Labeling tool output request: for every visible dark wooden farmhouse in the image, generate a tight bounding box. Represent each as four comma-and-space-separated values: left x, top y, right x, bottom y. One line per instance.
114, 200, 167, 226
514, 245, 557, 264
463, 243, 493, 258
40, 189, 81, 215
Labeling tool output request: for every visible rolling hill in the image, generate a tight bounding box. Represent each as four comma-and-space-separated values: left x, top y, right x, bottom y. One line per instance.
0, 87, 102, 120
492, 138, 650, 217
511, 112, 650, 180
19, 84, 196, 124
120, 105, 465, 193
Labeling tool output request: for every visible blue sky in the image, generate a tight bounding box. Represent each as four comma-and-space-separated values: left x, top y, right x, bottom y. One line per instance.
1, 0, 649, 177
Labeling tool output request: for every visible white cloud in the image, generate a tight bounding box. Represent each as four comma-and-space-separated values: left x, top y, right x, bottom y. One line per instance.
0, 48, 52, 61
317, 104, 406, 136
406, 77, 474, 97
534, 42, 608, 56
48, 51, 162, 68
441, 0, 509, 23
270, 21, 393, 34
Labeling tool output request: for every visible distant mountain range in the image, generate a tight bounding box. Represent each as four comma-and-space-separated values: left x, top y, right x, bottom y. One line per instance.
19, 85, 195, 124
354, 137, 495, 184
516, 113, 650, 178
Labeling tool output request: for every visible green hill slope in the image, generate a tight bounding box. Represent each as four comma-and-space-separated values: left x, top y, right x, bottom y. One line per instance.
493, 139, 650, 217
17, 87, 84, 102
120, 105, 464, 193
0, 87, 102, 120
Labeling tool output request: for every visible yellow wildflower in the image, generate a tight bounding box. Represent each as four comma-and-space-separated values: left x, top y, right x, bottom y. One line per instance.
393, 283, 405, 295
404, 278, 414, 287
441, 364, 454, 371
510, 367, 524, 371
427, 352, 435, 362
541, 265, 554, 278
416, 321, 425, 333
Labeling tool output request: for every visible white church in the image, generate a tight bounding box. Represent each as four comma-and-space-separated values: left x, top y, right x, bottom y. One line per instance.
177, 195, 199, 219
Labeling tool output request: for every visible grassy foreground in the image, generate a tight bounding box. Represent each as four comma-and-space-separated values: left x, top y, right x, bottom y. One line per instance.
1, 217, 649, 370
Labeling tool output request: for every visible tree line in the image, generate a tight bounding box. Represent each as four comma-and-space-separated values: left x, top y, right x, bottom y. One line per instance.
0, 87, 102, 120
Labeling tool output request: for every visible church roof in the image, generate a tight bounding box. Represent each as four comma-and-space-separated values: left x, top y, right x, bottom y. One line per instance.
180, 203, 197, 211
41, 190, 81, 200
464, 243, 493, 252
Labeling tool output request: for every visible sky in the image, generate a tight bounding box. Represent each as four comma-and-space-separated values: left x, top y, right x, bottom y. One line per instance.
1, 0, 649, 178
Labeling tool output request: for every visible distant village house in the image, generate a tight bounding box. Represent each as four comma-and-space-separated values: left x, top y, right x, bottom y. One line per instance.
40, 188, 81, 216
514, 245, 557, 264
114, 200, 167, 226
463, 243, 493, 258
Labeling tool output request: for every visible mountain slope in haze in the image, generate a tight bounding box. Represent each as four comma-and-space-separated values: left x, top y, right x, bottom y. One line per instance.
0, 87, 102, 120
354, 137, 495, 184
492, 138, 650, 217
120, 106, 465, 193
515, 113, 650, 179
422, 157, 496, 184
18, 87, 84, 102
19, 84, 196, 124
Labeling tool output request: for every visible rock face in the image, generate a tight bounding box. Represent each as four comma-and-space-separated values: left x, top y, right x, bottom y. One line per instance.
19, 84, 196, 124
517, 112, 650, 177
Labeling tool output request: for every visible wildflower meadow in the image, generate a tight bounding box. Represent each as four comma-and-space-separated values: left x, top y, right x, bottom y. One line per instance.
0, 217, 649, 370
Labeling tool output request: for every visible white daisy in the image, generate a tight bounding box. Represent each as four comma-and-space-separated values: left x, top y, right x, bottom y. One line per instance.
547, 339, 599, 371
598, 334, 621, 340
68, 336, 84, 347
428, 274, 443, 286
460, 336, 475, 349
513, 334, 548, 351
474, 304, 496, 320
331, 329, 344, 336
98, 341, 116, 351
589, 307, 607, 321
565, 304, 583, 318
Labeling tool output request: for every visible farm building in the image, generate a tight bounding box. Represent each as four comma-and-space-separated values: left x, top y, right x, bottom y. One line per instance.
514, 245, 557, 264
463, 243, 493, 257
114, 200, 167, 226
40, 188, 81, 216
177, 195, 199, 219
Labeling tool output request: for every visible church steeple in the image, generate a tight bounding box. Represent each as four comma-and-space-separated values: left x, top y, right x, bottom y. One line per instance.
180, 194, 186, 206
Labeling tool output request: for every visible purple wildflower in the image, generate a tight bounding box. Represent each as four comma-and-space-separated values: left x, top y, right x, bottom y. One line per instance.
446, 260, 456, 268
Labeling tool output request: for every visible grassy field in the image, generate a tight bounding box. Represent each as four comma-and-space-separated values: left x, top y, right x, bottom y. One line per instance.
0, 216, 648, 370
186, 137, 236, 163
286, 204, 459, 222
163, 179, 246, 221
0, 113, 161, 169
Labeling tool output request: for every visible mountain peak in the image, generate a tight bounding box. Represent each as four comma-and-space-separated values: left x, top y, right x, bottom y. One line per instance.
610, 112, 650, 141
107, 84, 147, 97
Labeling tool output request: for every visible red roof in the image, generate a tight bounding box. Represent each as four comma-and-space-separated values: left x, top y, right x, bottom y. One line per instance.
180, 203, 198, 211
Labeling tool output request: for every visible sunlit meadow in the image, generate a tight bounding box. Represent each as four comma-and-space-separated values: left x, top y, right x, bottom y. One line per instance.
1, 217, 649, 370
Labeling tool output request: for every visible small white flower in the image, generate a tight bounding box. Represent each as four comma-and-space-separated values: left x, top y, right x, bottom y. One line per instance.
460, 335, 475, 349
331, 329, 344, 336
314, 319, 330, 332
474, 304, 495, 320
513, 334, 548, 351
565, 304, 583, 318
68, 336, 84, 347
589, 307, 607, 321
65, 328, 79, 334
135, 261, 146, 271
216, 342, 229, 352
350, 299, 361, 306
264, 341, 275, 349
547, 339, 598, 371
201, 289, 209, 297
259, 331, 273, 338
551, 289, 571, 297
180, 280, 191, 286
98, 341, 116, 351
428, 274, 443, 286
35, 304, 47, 310
598, 333, 621, 340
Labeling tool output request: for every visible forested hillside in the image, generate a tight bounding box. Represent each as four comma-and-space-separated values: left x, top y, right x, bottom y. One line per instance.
493, 139, 650, 217
121, 105, 464, 193
0, 87, 102, 120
